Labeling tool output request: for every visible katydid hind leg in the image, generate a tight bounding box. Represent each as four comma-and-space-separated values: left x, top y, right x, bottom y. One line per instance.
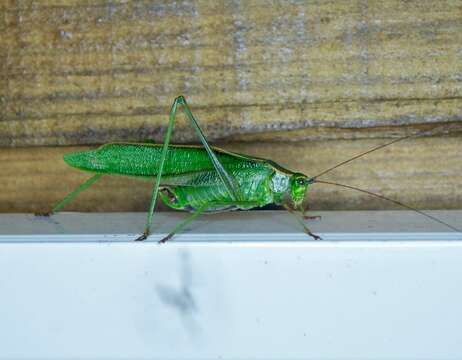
176, 96, 241, 201
138, 95, 242, 241
137, 98, 179, 241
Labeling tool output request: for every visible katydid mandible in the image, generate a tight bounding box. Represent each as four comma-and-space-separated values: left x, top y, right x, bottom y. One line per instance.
40, 96, 461, 242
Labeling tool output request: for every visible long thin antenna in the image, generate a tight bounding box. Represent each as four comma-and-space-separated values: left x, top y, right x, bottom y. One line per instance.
310, 124, 457, 181
313, 179, 462, 233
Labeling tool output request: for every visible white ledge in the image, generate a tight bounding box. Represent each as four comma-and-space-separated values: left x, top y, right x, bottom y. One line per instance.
1, 210, 462, 242
1, 211, 462, 360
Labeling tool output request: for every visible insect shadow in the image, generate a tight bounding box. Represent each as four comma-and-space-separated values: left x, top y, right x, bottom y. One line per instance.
155, 250, 201, 338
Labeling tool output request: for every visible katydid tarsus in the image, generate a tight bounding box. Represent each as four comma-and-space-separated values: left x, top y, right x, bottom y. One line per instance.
38, 96, 461, 242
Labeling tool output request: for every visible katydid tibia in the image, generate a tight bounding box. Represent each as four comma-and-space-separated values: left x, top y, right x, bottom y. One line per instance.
38, 96, 461, 242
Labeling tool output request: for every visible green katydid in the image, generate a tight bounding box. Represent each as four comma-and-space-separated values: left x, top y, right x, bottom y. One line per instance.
38, 95, 461, 242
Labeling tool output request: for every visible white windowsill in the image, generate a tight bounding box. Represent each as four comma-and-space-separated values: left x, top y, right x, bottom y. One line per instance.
1, 210, 462, 360
2, 210, 462, 242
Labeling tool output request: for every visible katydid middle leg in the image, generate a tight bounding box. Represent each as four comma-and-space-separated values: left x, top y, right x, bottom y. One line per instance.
158, 200, 260, 243
136, 96, 241, 241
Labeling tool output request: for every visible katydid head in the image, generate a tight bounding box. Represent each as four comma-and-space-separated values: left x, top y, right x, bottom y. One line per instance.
289, 173, 314, 208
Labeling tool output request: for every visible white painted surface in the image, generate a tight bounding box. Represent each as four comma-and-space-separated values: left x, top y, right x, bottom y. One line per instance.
0, 211, 461, 360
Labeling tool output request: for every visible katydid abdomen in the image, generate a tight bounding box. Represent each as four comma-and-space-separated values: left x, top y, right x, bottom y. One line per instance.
160, 184, 270, 212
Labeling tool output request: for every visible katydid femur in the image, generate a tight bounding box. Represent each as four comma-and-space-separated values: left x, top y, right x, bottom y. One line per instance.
40, 96, 461, 242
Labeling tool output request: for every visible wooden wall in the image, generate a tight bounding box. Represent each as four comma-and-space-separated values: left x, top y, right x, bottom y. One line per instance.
1, 0, 461, 213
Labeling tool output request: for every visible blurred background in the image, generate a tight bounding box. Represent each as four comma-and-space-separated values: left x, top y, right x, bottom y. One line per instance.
1, 0, 461, 213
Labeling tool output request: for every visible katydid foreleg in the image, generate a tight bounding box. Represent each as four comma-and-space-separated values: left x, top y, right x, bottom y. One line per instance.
283, 204, 322, 240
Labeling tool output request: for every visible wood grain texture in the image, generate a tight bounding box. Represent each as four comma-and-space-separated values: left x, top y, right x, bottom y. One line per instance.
1, 0, 462, 146
1, 0, 461, 213
1, 135, 461, 213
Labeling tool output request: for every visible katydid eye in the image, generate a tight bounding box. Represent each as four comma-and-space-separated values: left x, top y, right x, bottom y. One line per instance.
296, 179, 305, 186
